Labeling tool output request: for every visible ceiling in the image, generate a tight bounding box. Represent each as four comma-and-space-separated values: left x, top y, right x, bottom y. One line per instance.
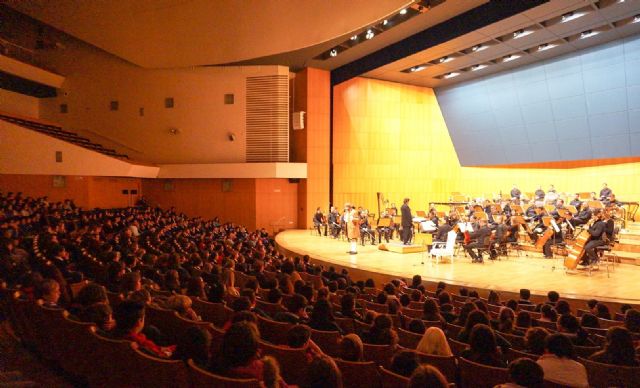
4, 0, 411, 68
363, 0, 640, 88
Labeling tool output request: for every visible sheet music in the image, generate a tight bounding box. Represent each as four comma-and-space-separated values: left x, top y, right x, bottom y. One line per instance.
550, 219, 560, 233
457, 222, 474, 233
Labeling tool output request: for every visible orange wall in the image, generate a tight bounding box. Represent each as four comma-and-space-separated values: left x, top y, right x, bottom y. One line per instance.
255, 179, 299, 233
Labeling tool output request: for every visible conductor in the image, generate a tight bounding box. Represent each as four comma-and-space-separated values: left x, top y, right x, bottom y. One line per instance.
401, 198, 413, 245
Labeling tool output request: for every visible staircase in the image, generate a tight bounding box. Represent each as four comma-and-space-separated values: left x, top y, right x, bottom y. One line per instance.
608, 222, 640, 265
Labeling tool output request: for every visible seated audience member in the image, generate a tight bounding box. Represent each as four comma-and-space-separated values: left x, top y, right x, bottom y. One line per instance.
165, 294, 201, 321
416, 327, 452, 357
79, 302, 115, 332
497, 307, 524, 336
589, 327, 639, 366
525, 327, 549, 356
266, 288, 283, 305
587, 299, 598, 314
537, 333, 588, 388
437, 291, 452, 306
625, 309, 640, 334
545, 291, 560, 307
285, 325, 324, 363
207, 281, 226, 304
70, 282, 108, 316
487, 290, 501, 306
595, 303, 612, 320
390, 350, 420, 377
556, 314, 595, 346
407, 318, 426, 334
363, 314, 398, 346
408, 365, 449, 388
496, 358, 544, 388
440, 303, 457, 323
460, 324, 506, 368
338, 334, 364, 362
163, 269, 181, 294
410, 289, 423, 302
214, 321, 287, 387
376, 291, 388, 306
515, 311, 532, 329
399, 293, 411, 309
173, 326, 211, 368
309, 299, 342, 332
458, 310, 489, 343
274, 293, 309, 324
240, 289, 269, 318
409, 275, 422, 289
554, 300, 572, 316
422, 299, 444, 323
468, 290, 479, 299
580, 313, 600, 329
307, 354, 342, 388
119, 272, 142, 296
539, 304, 558, 323
455, 302, 477, 327
518, 289, 534, 305
39, 279, 61, 308
337, 293, 363, 321
112, 300, 175, 358
185, 276, 207, 300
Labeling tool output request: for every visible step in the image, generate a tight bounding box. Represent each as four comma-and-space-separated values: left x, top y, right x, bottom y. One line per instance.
618, 232, 640, 241
605, 250, 639, 265
613, 242, 640, 253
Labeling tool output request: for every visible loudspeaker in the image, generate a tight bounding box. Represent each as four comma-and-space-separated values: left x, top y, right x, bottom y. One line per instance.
288, 178, 300, 183
292, 111, 305, 130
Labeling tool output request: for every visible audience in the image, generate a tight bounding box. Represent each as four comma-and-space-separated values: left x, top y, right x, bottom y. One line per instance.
338, 334, 364, 362
536, 333, 589, 388
309, 299, 342, 333
525, 327, 549, 356
363, 314, 398, 346
307, 355, 342, 388
390, 350, 419, 377
416, 327, 452, 357
496, 358, 544, 388
407, 318, 426, 334
172, 326, 211, 368
422, 299, 444, 323
589, 327, 639, 366
112, 300, 175, 358
460, 324, 506, 368
408, 365, 448, 388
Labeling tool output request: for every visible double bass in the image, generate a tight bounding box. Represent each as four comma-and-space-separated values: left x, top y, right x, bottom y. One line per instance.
564, 218, 594, 270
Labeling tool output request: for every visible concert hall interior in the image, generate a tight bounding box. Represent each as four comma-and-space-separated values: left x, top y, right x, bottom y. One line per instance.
2, 0, 640, 386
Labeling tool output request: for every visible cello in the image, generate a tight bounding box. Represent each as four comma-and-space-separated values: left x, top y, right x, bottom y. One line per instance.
564, 218, 594, 270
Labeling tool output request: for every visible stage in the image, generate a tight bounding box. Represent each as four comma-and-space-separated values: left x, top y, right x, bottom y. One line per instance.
275, 230, 640, 306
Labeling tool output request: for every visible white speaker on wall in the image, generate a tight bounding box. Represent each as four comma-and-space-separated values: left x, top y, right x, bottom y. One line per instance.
292, 111, 305, 130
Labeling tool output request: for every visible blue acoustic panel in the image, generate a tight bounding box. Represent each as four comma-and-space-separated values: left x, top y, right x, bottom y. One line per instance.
435, 35, 640, 165
588, 111, 629, 137
555, 117, 590, 141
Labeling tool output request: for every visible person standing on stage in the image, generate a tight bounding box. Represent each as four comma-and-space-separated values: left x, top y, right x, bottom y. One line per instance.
599, 183, 612, 201
401, 198, 413, 245
345, 204, 360, 254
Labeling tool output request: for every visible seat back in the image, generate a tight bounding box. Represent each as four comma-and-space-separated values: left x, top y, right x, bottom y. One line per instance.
259, 340, 310, 386
445, 323, 464, 339
187, 359, 260, 388
362, 343, 394, 368
69, 280, 89, 299
401, 308, 422, 319
499, 332, 526, 350
535, 319, 557, 331
599, 317, 624, 328
580, 357, 640, 388
130, 343, 189, 388
33, 302, 67, 362
255, 299, 285, 317
207, 324, 226, 355
191, 298, 232, 327
365, 301, 389, 314
354, 319, 372, 337
444, 230, 457, 253
458, 357, 509, 388
379, 366, 410, 388
56, 315, 96, 377
397, 328, 422, 349
334, 358, 381, 388
414, 352, 457, 383
85, 327, 138, 387
145, 304, 214, 344
335, 317, 355, 334
573, 345, 601, 359
447, 338, 469, 356
256, 315, 293, 345
504, 348, 539, 363
310, 328, 342, 356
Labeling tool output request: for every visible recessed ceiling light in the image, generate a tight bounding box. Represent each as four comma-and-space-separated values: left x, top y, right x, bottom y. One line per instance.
439, 56, 453, 63
350, 35, 358, 41
538, 43, 557, 51
471, 44, 487, 52
633, 14, 640, 23
444, 72, 459, 79
513, 29, 533, 39
471, 64, 488, 71
410, 65, 426, 73
503, 54, 521, 62
329, 49, 338, 57
561, 11, 585, 23
580, 30, 598, 39
382, 19, 389, 26
365, 29, 375, 40
399, 8, 407, 15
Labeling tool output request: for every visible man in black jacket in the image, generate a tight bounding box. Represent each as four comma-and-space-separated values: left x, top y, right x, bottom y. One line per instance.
464, 219, 491, 263
400, 198, 413, 245
580, 210, 606, 266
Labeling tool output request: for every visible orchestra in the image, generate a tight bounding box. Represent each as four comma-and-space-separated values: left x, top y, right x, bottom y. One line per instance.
309, 182, 630, 271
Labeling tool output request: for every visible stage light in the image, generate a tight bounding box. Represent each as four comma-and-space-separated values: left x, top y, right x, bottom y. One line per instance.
503, 54, 521, 62
580, 30, 598, 39
350, 35, 358, 41
472, 44, 487, 52
410, 65, 426, 73
400, 8, 407, 15
439, 56, 452, 63
444, 72, 459, 79
633, 15, 640, 23
329, 49, 338, 57
471, 64, 487, 71
538, 43, 556, 51
561, 11, 585, 23
513, 29, 533, 39
383, 19, 389, 26
365, 29, 375, 40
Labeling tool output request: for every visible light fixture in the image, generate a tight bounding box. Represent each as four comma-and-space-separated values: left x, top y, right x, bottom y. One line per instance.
365, 29, 375, 40
329, 49, 338, 57
439, 56, 453, 63
444, 72, 459, 79
471, 44, 487, 52
399, 8, 407, 15
350, 35, 358, 41
410, 65, 426, 73
561, 11, 584, 23
382, 19, 389, 26
633, 14, 640, 23
471, 64, 487, 71
538, 43, 556, 51
513, 29, 533, 39
503, 54, 521, 62
580, 30, 598, 39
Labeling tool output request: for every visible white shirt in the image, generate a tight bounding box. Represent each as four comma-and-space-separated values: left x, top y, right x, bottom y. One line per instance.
536, 354, 588, 388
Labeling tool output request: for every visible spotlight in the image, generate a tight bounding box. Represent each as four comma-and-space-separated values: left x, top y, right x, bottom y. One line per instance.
439, 56, 452, 63
350, 35, 358, 41
444, 72, 459, 79
513, 29, 533, 39
503, 54, 521, 62
471, 44, 483, 52
365, 29, 375, 40
538, 43, 556, 52
633, 14, 640, 23
399, 8, 407, 15
383, 19, 388, 26
329, 49, 338, 57
580, 30, 598, 39
410, 65, 426, 73
471, 64, 487, 71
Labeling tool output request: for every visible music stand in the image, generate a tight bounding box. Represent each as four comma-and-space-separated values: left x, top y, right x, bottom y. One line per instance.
416, 210, 427, 218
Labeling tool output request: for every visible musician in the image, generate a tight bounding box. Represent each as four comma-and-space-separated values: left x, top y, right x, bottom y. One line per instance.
569, 194, 582, 212
542, 222, 563, 259
313, 207, 327, 236
434, 219, 453, 242
550, 199, 565, 220
604, 193, 619, 207
599, 183, 612, 201
534, 186, 545, 200
359, 209, 376, 246
400, 198, 413, 245
545, 185, 558, 205
345, 204, 360, 254
510, 184, 521, 200
603, 210, 615, 242
580, 210, 606, 266
464, 218, 491, 263
569, 205, 591, 228
428, 208, 439, 227
327, 206, 341, 238
376, 211, 392, 244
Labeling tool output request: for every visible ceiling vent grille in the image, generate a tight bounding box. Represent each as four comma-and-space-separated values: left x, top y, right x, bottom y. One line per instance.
246, 75, 289, 162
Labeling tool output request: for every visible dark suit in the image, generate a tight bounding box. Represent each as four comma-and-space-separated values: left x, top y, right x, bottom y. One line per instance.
582, 220, 606, 265
435, 223, 453, 242
464, 226, 491, 262
570, 208, 591, 227
401, 203, 412, 244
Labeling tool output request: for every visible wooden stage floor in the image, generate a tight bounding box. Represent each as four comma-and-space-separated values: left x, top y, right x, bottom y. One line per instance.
276, 230, 640, 306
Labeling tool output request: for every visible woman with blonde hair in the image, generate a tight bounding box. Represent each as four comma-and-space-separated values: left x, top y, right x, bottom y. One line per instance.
165, 294, 201, 321
416, 327, 452, 356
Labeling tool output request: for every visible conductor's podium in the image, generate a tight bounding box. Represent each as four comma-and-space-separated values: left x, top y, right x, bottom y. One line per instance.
378, 242, 427, 254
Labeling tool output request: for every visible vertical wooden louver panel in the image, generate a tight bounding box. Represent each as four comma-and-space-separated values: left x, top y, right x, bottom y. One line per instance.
246, 75, 289, 162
